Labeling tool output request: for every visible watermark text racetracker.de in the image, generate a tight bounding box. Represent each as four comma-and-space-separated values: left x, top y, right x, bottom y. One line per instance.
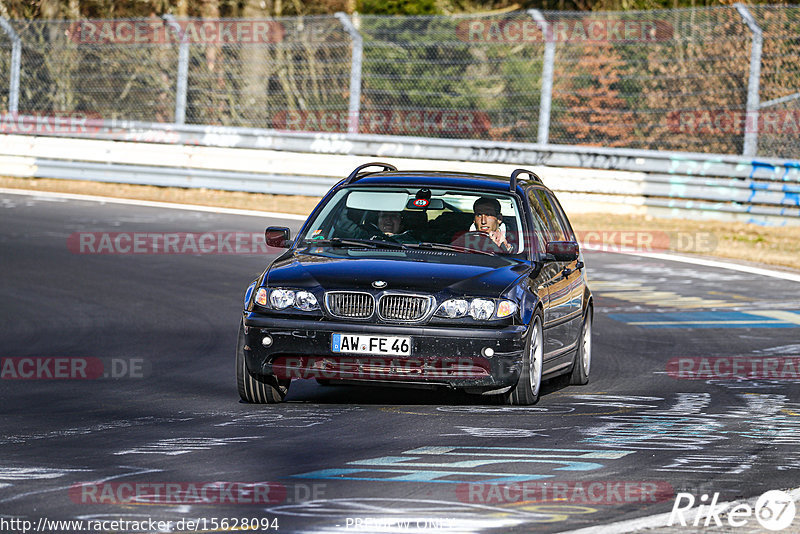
575, 230, 717, 254
272, 109, 491, 136
1, 357, 149, 380
668, 109, 800, 135
457, 480, 674, 505
457, 18, 673, 43
1, 111, 106, 135
667, 356, 800, 381
68, 19, 285, 44
68, 232, 278, 255
69, 481, 320, 505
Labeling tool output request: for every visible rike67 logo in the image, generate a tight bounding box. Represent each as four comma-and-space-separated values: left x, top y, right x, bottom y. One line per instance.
669, 490, 796, 531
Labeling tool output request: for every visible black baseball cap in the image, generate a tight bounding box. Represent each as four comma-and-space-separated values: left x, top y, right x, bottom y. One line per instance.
473, 197, 502, 217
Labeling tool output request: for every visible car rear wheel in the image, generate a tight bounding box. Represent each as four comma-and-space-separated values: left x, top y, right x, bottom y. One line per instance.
236, 323, 290, 403
496, 314, 543, 405
570, 310, 592, 385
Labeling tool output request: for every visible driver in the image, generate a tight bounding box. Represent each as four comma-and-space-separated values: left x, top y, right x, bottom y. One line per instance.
377, 211, 403, 235
471, 197, 512, 252
334, 208, 416, 243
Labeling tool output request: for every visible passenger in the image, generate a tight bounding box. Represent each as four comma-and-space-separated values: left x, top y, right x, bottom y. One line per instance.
471, 197, 512, 252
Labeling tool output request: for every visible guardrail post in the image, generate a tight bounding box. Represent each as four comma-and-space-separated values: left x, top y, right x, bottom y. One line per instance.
163, 15, 189, 125
528, 9, 554, 146
0, 16, 21, 113
735, 4, 763, 158
335, 12, 362, 135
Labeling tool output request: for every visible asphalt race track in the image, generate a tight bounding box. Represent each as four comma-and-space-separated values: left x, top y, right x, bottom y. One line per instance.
2, 190, 800, 534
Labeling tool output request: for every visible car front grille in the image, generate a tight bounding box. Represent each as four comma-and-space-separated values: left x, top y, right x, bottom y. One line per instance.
378, 295, 432, 321
326, 292, 374, 319
324, 292, 433, 321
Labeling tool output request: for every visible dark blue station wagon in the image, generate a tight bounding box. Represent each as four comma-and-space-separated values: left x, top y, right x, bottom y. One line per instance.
237, 163, 592, 405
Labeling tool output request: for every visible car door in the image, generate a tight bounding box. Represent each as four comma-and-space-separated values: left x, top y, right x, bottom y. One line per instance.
545, 190, 585, 347
527, 188, 581, 368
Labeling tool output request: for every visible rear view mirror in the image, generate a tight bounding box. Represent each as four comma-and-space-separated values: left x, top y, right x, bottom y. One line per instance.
545, 241, 579, 262
265, 226, 291, 248
406, 198, 444, 210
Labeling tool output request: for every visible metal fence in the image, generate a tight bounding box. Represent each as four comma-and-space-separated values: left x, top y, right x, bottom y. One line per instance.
1, 6, 799, 159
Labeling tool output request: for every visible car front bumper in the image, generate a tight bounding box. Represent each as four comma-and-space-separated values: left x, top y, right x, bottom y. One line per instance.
242, 313, 527, 392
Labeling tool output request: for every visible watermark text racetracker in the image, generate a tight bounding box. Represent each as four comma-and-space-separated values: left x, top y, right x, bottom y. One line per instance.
69, 19, 285, 44
669, 109, 800, 135
458, 480, 674, 505
1, 357, 149, 380
576, 230, 717, 254
69, 481, 326, 505
1, 111, 107, 135
457, 18, 673, 43
667, 356, 800, 381
273, 109, 491, 136
68, 232, 278, 255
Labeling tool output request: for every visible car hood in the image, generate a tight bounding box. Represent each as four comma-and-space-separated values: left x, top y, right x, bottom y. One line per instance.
265, 249, 529, 296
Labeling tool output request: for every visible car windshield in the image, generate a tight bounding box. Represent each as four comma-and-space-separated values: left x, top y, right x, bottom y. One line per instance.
297, 187, 525, 255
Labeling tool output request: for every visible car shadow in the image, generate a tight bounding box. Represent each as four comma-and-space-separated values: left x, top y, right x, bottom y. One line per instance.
279, 373, 575, 406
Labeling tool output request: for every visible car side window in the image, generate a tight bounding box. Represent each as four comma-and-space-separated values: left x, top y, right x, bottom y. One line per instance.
525, 189, 547, 252
528, 189, 566, 242
544, 191, 576, 242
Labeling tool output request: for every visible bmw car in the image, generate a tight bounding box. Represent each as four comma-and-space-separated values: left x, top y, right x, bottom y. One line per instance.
237, 163, 592, 404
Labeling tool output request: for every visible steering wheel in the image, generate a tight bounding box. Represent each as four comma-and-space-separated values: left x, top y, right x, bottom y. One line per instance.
359, 222, 402, 242
451, 231, 505, 253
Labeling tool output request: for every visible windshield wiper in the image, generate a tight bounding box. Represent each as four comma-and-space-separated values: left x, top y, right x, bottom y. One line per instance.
405, 242, 496, 256
302, 238, 405, 250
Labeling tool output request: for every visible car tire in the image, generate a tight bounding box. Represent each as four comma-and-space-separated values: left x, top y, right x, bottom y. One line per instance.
569, 309, 592, 386
236, 323, 289, 403
497, 313, 543, 405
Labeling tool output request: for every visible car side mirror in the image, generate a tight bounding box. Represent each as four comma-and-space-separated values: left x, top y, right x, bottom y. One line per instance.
265, 226, 291, 248
545, 241, 579, 262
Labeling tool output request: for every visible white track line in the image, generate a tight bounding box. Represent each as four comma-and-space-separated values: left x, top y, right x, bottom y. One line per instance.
0, 187, 307, 221
3, 187, 800, 282
623, 251, 800, 283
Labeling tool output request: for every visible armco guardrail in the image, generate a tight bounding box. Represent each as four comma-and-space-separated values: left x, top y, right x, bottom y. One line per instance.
1, 121, 799, 225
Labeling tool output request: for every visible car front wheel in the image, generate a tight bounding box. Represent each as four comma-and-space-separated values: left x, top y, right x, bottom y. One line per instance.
497, 314, 543, 405
236, 323, 290, 403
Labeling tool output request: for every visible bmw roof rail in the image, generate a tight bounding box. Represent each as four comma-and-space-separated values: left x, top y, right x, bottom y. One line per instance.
510, 168, 542, 191
344, 162, 398, 184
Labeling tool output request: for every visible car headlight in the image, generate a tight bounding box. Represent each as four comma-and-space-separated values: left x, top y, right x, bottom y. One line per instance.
435, 298, 517, 320
257, 288, 320, 311
469, 299, 495, 320
435, 299, 469, 318
294, 291, 319, 311
269, 289, 295, 309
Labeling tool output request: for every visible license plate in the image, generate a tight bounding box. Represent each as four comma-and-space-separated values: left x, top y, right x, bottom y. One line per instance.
331, 333, 411, 356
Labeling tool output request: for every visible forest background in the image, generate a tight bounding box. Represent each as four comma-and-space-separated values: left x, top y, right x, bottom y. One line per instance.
0, 0, 795, 19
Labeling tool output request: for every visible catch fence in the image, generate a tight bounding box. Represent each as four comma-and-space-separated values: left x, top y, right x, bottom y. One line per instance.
1, 6, 799, 159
